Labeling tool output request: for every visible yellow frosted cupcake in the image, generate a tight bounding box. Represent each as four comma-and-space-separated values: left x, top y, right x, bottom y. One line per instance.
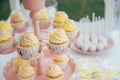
49, 28, 69, 51
39, 10, 51, 30
61, 19, 78, 39
10, 12, 26, 32
13, 55, 29, 68
53, 11, 68, 28
18, 64, 36, 80
53, 55, 69, 69
19, 32, 40, 60
45, 64, 63, 80
0, 21, 13, 51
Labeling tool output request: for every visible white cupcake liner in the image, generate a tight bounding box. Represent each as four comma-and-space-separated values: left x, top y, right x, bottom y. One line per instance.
18, 74, 36, 80
49, 40, 69, 51
11, 21, 26, 30
53, 59, 69, 69
19, 44, 40, 59
0, 38, 13, 50
66, 30, 78, 39
52, 22, 62, 28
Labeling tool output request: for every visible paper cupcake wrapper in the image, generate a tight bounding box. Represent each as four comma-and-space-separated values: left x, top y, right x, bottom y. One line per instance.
49, 41, 69, 51
11, 21, 26, 30
0, 38, 13, 50
19, 44, 40, 60
53, 59, 68, 69
52, 22, 62, 28
66, 30, 78, 39
18, 74, 35, 80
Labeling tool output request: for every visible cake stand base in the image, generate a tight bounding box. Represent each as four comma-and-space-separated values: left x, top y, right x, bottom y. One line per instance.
3, 54, 75, 80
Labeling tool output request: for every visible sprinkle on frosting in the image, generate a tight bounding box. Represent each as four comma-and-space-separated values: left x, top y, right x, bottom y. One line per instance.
10, 12, 25, 23
40, 10, 49, 20
53, 11, 68, 23
61, 19, 77, 32
19, 32, 39, 47
18, 64, 35, 78
45, 64, 63, 78
49, 28, 68, 44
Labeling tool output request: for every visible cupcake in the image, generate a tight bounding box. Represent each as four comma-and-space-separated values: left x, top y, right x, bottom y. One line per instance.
49, 28, 69, 51
53, 55, 69, 69
39, 10, 51, 30
10, 12, 26, 32
53, 11, 68, 28
0, 21, 13, 51
13, 55, 29, 69
18, 64, 36, 80
45, 64, 63, 80
19, 32, 40, 60
61, 19, 78, 39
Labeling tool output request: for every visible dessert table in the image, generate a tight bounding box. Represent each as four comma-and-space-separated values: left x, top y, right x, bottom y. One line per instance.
0, 22, 120, 80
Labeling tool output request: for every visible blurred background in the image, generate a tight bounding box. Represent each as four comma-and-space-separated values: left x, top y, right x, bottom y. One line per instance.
0, 0, 105, 21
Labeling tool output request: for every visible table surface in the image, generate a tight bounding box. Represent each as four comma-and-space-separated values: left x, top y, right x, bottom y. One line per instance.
0, 22, 120, 80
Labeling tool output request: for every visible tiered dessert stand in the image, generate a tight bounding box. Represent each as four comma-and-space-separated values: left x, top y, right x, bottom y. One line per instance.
2, 0, 76, 80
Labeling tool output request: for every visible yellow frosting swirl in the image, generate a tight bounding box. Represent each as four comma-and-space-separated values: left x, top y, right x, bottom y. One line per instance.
10, 12, 25, 23
20, 32, 39, 47
45, 64, 63, 78
61, 19, 77, 32
53, 55, 68, 62
0, 21, 12, 31
18, 64, 35, 78
13, 55, 29, 67
40, 10, 49, 20
53, 11, 68, 23
49, 28, 68, 44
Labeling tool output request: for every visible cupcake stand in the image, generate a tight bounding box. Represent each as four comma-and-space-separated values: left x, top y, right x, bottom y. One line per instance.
2, 0, 75, 80
0, 0, 120, 80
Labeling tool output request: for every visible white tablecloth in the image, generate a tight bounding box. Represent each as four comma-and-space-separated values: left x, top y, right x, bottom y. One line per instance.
0, 23, 120, 80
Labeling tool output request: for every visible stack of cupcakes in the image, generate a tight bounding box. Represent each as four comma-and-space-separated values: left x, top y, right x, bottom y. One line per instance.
0, 21, 15, 52
46, 28, 70, 80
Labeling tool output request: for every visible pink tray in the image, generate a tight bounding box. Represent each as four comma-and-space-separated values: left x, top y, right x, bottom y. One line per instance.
71, 38, 114, 55
3, 54, 75, 80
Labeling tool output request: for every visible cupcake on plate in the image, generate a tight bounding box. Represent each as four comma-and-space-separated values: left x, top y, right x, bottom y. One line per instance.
18, 64, 36, 80
19, 32, 40, 60
0, 21, 13, 51
61, 19, 78, 39
39, 10, 51, 30
52, 11, 68, 28
10, 12, 26, 32
53, 55, 69, 69
49, 28, 69, 51
45, 64, 63, 80
13, 55, 29, 69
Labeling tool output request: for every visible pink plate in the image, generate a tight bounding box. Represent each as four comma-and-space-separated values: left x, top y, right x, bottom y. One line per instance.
14, 22, 29, 33
71, 38, 114, 55
3, 54, 75, 80
0, 40, 18, 55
